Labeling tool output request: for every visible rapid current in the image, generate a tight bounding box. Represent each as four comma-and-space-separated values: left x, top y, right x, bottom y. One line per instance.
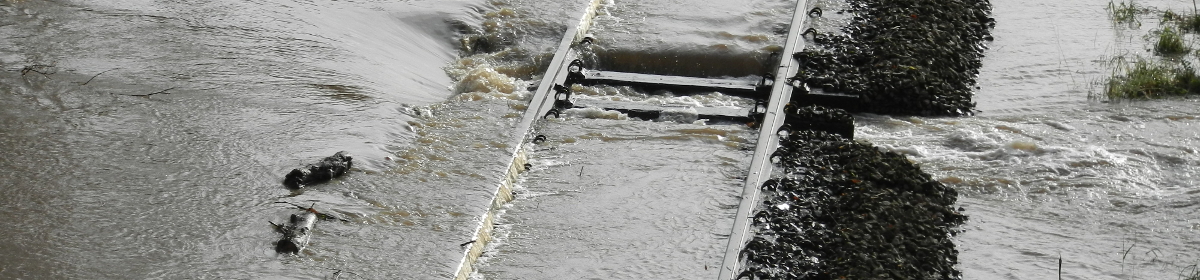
0, 0, 1197, 279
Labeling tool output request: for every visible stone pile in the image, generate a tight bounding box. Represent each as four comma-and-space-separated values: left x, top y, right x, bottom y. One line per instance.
739, 106, 966, 279
794, 0, 994, 116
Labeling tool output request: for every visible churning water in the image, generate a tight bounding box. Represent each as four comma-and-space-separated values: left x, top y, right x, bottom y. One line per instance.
1, 0, 1197, 279
858, 0, 1200, 279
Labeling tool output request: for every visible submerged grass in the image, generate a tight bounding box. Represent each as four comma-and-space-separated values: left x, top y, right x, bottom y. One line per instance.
1184, 265, 1200, 280
1104, 1, 1200, 100
1105, 58, 1200, 99
1183, 14, 1200, 32
1109, 0, 1142, 26
1163, 10, 1200, 33
1155, 27, 1190, 55
1178, 13, 1200, 32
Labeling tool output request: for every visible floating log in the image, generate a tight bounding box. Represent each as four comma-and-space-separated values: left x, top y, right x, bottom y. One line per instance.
283, 151, 353, 189
275, 212, 318, 254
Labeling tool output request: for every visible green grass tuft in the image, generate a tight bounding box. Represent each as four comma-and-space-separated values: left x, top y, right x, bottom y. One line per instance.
1155, 27, 1190, 55
1109, 0, 1142, 26
1105, 58, 1200, 99
1162, 9, 1200, 33
1180, 14, 1200, 32
1102, 1, 1200, 99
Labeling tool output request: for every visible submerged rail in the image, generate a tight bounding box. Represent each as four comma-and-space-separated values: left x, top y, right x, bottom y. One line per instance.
451, 0, 603, 279
717, 0, 810, 278
454, 0, 819, 278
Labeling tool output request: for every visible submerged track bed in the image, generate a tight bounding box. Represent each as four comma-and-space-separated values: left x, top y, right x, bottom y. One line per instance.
454, 0, 810, 278
476, 119, 752, 279
454, 0, 973, 278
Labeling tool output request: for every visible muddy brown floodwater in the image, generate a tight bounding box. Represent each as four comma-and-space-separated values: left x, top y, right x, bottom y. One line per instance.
1, 0, 1198, 279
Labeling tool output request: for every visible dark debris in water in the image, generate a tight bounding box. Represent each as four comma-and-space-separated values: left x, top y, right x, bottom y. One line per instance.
283, 151, 353, 189
740, 107, 966, 280
794, 0, 994, 116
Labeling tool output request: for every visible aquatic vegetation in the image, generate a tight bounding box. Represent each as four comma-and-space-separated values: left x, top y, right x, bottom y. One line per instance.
1182, 264, 1200, 280
1163, 10, 1200, 32
1108, 0, 1142, 26
1103, 3, 1200, 100
1105, 58, 1200, 99
1179, 14, 1200, 32
1154, 27, 1190, 56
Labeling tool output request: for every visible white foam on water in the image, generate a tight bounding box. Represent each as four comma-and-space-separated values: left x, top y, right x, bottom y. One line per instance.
655, 107, 699, 124
562, 107, 629, 120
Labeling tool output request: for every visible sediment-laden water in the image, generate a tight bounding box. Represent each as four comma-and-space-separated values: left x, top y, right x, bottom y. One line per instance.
473, 117, 753, 279
859, 0, 1200, 278
1, 0, 1197, 279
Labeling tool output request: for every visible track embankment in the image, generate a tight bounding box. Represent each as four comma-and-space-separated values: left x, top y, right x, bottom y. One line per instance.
730, 0, 990, 276
739, 107, 967, 280
795, 0, 994, 116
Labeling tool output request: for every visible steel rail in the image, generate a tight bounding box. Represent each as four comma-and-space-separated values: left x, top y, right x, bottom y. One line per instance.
452, 0, 812, 278
717, 0, 811, 278
450, 1, 603, 279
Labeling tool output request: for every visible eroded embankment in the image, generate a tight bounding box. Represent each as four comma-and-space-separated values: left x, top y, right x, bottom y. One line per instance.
796, 0, 993, 116
738, 106, 966, 279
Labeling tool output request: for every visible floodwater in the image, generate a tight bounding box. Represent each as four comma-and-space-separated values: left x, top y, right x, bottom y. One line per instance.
0, 0, 502, 278
0, 0, 1197, 279
857, 0, 1200, 279
474, 118, 752, 279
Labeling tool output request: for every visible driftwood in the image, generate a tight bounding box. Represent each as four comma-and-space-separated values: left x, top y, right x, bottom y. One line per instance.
275, 201, 351, 222
283, 151, 352, 189
19, 64, 56, 79
128, 87, 176, 98
273, 212, 317, 254
270, 202, 351, 254
80, 68, 118, 85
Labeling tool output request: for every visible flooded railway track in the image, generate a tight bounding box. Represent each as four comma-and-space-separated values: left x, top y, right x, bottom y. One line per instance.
453, 0, 861, 278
